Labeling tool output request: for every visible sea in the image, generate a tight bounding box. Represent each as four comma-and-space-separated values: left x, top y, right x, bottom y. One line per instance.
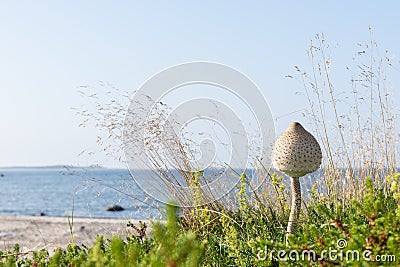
0, 166, 324, 219
0, 167, 162, 219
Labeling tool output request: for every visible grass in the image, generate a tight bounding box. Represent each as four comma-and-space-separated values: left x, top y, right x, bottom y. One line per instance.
2, 31, 400, 266
1, 180, 399, 266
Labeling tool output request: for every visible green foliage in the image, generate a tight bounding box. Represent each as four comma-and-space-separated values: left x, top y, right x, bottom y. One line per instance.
176, 174, 400, 266
288, 177, 399, 266
189, 175, 400, 266
2, 176, 400, 266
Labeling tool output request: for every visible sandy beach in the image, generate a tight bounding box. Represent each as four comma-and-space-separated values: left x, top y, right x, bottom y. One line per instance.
0, 215, 151, 252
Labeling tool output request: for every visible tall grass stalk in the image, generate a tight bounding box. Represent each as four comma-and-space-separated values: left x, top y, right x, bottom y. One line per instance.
291, 30, 399, 205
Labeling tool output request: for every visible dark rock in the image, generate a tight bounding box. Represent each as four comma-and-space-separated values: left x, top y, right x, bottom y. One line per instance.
0, 173, 4, 177
105, 204, 124, 212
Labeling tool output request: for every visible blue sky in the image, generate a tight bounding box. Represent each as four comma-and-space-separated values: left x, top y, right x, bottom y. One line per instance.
1, 1, 399, 167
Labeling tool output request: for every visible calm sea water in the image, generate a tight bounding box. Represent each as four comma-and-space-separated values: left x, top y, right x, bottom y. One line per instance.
0, 167, 325, 219
0, 168, 161, 219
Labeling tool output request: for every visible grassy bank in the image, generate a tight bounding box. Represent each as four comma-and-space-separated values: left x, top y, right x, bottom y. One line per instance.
1, 175, 399, 266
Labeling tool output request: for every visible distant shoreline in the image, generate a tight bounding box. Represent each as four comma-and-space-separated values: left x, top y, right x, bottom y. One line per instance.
0, 165, 108, 170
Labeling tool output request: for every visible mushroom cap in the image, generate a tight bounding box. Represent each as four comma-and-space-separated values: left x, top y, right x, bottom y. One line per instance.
272, 122, 322, 177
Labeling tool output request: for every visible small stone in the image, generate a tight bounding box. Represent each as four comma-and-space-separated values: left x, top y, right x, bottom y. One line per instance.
0, 232, 12, 237
105, 205, 124, 212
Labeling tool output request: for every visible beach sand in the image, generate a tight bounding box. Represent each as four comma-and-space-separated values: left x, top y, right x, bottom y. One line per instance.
0, 215, 151, 251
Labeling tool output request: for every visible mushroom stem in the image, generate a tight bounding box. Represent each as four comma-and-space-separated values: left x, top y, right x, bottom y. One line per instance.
286, 177, 301, 246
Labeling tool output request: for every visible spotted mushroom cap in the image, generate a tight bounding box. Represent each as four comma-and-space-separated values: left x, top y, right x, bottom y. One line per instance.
272, 122, 322, 177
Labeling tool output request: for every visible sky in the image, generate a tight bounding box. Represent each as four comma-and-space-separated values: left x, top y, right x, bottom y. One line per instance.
1, 1, 400, 168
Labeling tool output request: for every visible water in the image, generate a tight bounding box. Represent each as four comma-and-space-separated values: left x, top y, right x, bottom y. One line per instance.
0, 167, 161, 219
0, 167, 328, 219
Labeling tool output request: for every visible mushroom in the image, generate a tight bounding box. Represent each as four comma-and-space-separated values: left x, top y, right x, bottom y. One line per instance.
271, 122, 322, 246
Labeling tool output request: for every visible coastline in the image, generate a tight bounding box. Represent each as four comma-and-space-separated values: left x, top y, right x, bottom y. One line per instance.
0, 215, 152, 251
